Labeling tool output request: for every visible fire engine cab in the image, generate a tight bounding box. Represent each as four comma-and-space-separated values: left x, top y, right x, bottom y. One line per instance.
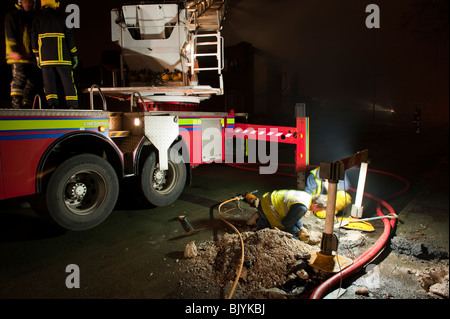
0, 1, 309, 231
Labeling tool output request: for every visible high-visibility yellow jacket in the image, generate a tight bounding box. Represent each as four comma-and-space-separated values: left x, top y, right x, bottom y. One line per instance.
4, 7, 34, 64
307, 168, 323, 195
305, 167, 351, 195
32, 6, 77, 67
260, 190, 312, 230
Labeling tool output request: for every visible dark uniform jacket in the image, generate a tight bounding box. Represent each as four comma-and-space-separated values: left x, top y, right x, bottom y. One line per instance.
5, 7, 34, 64
32, 6, 77, 67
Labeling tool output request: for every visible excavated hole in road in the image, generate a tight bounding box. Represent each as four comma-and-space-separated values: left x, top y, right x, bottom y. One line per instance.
176, 220, 448, 299
179, 227, 353, 298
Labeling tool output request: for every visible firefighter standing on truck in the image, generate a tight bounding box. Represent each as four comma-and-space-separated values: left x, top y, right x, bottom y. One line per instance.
32, 0, 79, 109
5, 0, 41, 109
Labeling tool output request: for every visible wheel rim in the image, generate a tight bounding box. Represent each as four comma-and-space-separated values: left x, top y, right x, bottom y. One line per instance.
151, 162, 178, 195
63, 170, 107, 216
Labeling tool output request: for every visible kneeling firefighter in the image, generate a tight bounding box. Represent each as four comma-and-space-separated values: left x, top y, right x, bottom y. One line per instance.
245, 190, 327, 240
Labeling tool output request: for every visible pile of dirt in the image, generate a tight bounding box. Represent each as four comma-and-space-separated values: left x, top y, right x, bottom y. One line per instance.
215, 228, 317, 290
179, 228, 332, 298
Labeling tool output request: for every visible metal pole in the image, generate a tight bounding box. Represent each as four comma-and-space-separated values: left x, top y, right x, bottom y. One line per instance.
351, 162, 368, 218
321, 181, 337, 255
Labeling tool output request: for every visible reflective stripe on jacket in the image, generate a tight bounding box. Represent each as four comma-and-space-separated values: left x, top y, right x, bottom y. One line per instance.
32, 7, 77, 67
260, 190, 312, 229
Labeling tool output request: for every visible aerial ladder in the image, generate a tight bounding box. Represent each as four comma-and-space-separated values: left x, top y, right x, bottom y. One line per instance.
90, 0, 227, 108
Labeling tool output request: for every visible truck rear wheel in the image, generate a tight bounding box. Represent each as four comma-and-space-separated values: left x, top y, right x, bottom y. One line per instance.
140, 151, 186, 206
45, 154, 119, 231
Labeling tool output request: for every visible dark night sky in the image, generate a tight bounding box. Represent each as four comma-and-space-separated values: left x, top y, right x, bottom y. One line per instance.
1, 0, 448, 124
221, 0, 448, 125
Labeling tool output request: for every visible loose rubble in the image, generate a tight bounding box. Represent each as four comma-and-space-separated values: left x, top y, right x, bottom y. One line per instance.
390, 236, 449, 260
183, 241, 198, 259
179, 228, 334, 298
416, 266, 449, 298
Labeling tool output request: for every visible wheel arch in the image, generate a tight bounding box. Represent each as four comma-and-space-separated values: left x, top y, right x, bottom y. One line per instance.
135, 134, 192, 186
36, 132, 124, 194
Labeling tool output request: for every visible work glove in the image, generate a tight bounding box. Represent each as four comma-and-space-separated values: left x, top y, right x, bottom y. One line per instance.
244, 192, 259, 208
35, 56, 41, 69
72, 55, 78, 69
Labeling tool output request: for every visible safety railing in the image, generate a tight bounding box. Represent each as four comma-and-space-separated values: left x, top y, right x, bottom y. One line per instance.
89, 84, 108, 111
130, 91, 147, 112
32, 94, 42, 109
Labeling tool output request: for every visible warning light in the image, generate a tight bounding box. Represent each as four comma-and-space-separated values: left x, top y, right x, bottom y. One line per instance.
98, 126, 106, 132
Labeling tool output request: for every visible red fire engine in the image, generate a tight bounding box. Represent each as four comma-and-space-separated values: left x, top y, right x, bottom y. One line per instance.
0, 1, 309, 231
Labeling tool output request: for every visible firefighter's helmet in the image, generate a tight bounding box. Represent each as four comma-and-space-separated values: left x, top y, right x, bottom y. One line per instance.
41, 0, 60, 8
335, 190, 352, 211
313, 191, 352, 219
16, 0, 37, 10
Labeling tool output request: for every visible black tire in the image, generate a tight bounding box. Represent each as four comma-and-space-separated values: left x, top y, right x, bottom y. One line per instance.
140, 151, 186, 206
44, 154, 119, 231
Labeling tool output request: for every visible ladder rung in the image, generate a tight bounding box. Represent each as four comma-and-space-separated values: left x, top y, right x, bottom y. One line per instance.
194, 33, 218, 38
194, 67, 219, 71
197, 42, 218, 46
195, 53, 218, 57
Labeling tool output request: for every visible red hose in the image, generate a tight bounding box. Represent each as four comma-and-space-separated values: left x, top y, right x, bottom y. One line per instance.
310, 172, 409, 299
309, 190, 397, 299
227, 162, 410, 299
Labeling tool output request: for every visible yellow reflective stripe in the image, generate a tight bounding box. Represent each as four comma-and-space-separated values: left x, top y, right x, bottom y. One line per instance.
178, 118, 201, 125
71, 71, 77, 96
40, 61, 72, 66
5, 37, 17, 50
23, 27, 31, 56
39, 33, 65, 38
65, 96, 78, 101
311, 168, 322, 195
11, 92, 23, 96
58, 36, 62, 61
38, 36, 42, 60
70, 47, 77, 54
46, 94, 58, 100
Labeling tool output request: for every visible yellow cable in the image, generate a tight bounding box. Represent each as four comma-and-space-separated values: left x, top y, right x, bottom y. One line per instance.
217, 197, 245, 299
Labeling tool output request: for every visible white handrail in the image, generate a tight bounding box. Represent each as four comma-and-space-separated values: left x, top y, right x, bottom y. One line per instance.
89, 84, 107, 110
